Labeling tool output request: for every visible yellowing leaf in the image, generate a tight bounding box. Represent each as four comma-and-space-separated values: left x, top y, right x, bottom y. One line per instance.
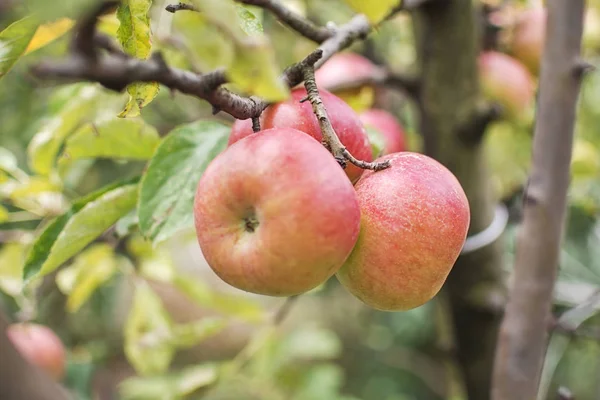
98, 14, 120, 37
0, 243, 26, 297
229, 41, 289, 102
116, 0, 160, 117
56, 244, 119, 312
60, 117, 160, 162
343, 0, 399, 24
0, 16, 39, 80
125, 280, 175, 376
0, 204, 8, 223
24, 18, 75, 55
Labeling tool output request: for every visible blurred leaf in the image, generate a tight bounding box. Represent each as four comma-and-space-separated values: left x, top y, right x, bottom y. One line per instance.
115, 210, 138, 237
5, 176, 67, 216
229, 41, 289, 102
170, 318, 228, 348
172, 274, 266, 323
24, 18, 75, 54
364, 125, 386, 158
342, 0, 398, 24
0, 204, 8, 223
125, 280, 175, 376
55, 243, 119, 313
334, 86, 376, 113
538, 291, 600, 400
138, 120, 229, 244
291, 364, 347, 400
236, 5, 264, 36
116, 0, 160, 117
0, 243, 26, 297
119, 363, 219, 400
27, 85, 103, 176
0, 16, 39, 80
281, 326, 342, 362
23, 178, 139, 281
0, 147, 28, 181
60, 117, 160, 162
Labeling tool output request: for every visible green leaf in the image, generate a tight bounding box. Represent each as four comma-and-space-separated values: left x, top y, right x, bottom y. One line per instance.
342, 0, 399, 24
60, 117, 160, 162
116, 0, 160, 117
119, 364, 219, 400
0, 16, 39, 80
138, 120, 229, 244
229, 41, 289, 102
124, 280, 175, 376
55, 244, 119, 313
0, 147, 28, 182
236, 5, 264, 36
538, 291, 600, 400
0, 204, 8, 223
170, 318, 228, 348
364, 125, 386, 158
172, 274, 266, 323
23, 178, 139, 281
27, 85, 104, 176
281, 326, 343, 361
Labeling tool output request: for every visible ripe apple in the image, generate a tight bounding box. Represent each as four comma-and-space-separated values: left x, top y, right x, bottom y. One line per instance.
359, 109, 407, 155
6, 323, 66, 380
314, 52, 382, 112
336, 152, 470, 311
228, 88, 373, 183
509, 7, 546, 76
478, 51, 535, 121
195, 127, 361, 297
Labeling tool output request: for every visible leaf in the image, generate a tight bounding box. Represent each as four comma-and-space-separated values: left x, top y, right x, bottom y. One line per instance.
124, 280, 175, 376
281, 326, 343, 361
170, 318, 227, 348
119, 364, 219, 400
537, 291, 600, 400
236, 5, 264, 36
116, 0, 160, 117
0, 16, 39, 80
27, 85, 103, 176
364, 125, 386, 158
0, 243, 27, 297
55, 244, 119, 313
0, 147, 28, 182
229, 41, 289, 102
24, 18, 75, 55
0, 204, 8, 223
138, 120, 229, 244
60, 117, 160, 162
342, 0, 399, 24
23, 178, 139, 281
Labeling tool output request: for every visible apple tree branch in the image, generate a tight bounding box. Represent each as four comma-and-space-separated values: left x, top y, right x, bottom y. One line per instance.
491, 1, 587, 399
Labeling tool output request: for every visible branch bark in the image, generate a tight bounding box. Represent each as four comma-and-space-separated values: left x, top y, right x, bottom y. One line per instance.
491, 2, 587, 399
0, 311, 72, 400
412, 1, 507, 398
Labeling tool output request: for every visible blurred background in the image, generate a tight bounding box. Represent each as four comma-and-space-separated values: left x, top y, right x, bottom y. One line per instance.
1, 0, 600, 399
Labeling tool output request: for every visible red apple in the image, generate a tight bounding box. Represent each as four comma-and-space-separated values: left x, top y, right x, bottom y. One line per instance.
228, 88, 373, 183
359, 109, 407, 155
314, 52, 380, 89
195, 127, 361, 296
478, 51, 535, 121
6, 323, 66, 380
510, 7, 546, 76
336, 152, 470, 311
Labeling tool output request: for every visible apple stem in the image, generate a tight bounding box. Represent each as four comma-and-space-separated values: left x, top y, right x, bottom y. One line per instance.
251, 117, 261, 133
302, 66, 391, 171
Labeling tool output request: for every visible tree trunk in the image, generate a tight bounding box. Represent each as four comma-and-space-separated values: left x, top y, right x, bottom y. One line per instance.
412, 1, 507, 399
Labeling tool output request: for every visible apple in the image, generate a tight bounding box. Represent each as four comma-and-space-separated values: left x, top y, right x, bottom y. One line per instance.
314, 52, 382, 112
509, 7, 546, 76
228, 88, 373, 183
195, 127, 361, 297
6, 322, 66, 380
359, 109, 407, 155
336, 152, 470, 311
478, 51, 535, 121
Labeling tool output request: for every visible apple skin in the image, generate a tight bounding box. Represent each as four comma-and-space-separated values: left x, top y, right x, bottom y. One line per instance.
510, 7, 546, 76
359, 109, 407, 155
228, 88, 373, 184
195, 127, 362, 297
6, 323, 66, 381
478, 51, 535, 120
336, 152, 470, 311
314, 52, 379, 89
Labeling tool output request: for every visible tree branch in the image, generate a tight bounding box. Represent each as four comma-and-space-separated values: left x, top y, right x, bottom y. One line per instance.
492, 2, 587, 399
0, 311, 72, 400
302, 66, 390, 171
